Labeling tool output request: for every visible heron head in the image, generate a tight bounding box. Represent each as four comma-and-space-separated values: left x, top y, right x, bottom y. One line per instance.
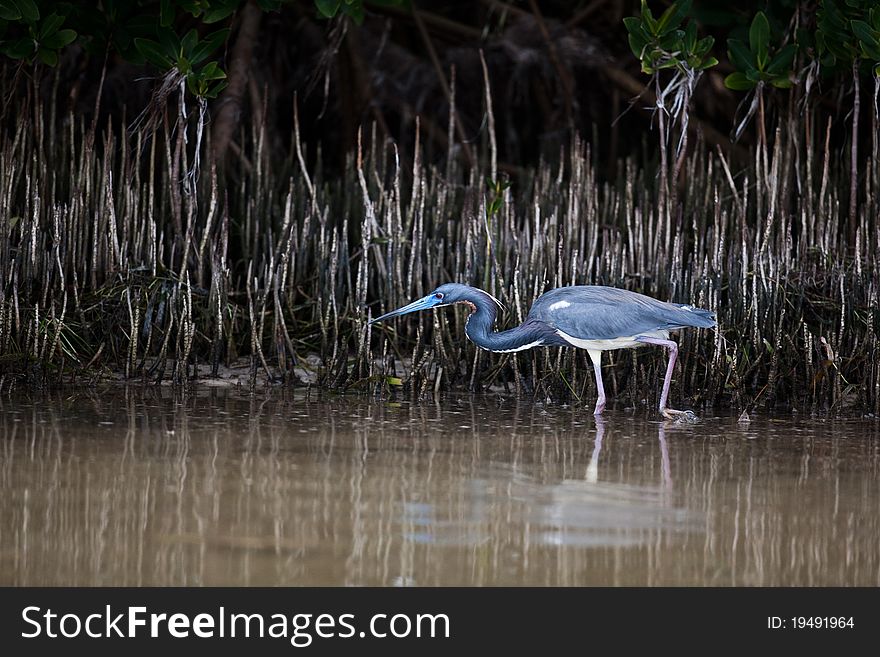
369, 288, 445, 325
370, 283, 504, 324
368, 283, 476, 324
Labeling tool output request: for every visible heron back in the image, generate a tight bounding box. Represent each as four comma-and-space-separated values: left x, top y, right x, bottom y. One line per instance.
527, 286, 716, 341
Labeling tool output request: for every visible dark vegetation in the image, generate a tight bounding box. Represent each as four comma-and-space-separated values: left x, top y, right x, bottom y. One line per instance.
1, 0, 879, 414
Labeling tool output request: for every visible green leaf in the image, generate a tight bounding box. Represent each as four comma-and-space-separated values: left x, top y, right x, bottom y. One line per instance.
622, 15, 640, 36
683, 20, 696, 53
766, 44, 796, 76
179, 0, 201, 17
862, 41, 880, 62
851, 19, 880, 51
181, 28, 198, 57
695, 35, 714, 57
134, 37, 173, 68
770, 77, 793, 88
160, 0, 173, 27
189, 28, 229, 65
624, 17, 649, 58
820, 51, 838, 68
640, 0, 657, 35
36, 46, 57, 66
341, 3, 363, 23
157, 26, 180, 60
41, 28, 76, 49
817, 0, 857, 64
657, 30, 681, 52
750, 11, 770, 70
819, 0, 847, 32
699, 56, 719, 70
727, 38, 755, 72
627, 34, 648, 60
0, 1, 22, 21
205, 79, 227, 98
185, 74, 200, 97
627, 33, 649, 60
724, 71, 756, 90
4, 36, 35, 58
38, 12, 64, 39
315, 0, 341, 18
199, 61, 226, 80
656, 0, 690, 36
12, 0, 38, 23
203, 5, 236, 23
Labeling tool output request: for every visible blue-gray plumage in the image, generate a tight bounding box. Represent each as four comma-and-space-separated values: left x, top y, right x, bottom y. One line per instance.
370, 283, 716, 420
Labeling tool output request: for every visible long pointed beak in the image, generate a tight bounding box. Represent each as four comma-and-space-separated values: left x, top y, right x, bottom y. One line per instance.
370, 295, 441, 325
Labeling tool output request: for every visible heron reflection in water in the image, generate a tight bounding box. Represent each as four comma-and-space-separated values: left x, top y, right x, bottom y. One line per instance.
586, 419, 672, 490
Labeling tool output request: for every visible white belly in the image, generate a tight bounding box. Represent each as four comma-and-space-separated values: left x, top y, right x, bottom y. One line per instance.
555, 329, 670, 351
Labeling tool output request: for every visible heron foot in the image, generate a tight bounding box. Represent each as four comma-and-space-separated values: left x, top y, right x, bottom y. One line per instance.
661, 408, 699, 423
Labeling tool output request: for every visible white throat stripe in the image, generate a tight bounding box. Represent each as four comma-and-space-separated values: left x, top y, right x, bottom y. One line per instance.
486, 339, 544, 353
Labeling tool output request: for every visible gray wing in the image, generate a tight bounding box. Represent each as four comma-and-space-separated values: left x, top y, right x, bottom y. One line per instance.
527, 286, 715, 340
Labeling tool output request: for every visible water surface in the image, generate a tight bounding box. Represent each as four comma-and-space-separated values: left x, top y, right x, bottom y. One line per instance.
1, 389, 878, 586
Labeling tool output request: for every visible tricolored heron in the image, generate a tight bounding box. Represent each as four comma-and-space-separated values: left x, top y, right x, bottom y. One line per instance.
370, 283, 716, 421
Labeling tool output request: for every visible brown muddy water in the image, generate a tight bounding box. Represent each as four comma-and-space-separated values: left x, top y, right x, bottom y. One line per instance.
1, 388, 878, 586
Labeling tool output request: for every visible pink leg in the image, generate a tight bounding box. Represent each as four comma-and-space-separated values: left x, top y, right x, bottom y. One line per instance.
586, 417, 606, 482
635, 336, 698, 422
587, 350, 606, 415
657, 424, 672, 489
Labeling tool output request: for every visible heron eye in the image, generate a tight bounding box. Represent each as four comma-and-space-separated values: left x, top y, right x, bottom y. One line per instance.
435, 293, 444, 300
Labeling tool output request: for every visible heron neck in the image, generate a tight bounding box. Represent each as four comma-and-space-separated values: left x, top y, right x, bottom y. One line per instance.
464, 303, 552, 352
